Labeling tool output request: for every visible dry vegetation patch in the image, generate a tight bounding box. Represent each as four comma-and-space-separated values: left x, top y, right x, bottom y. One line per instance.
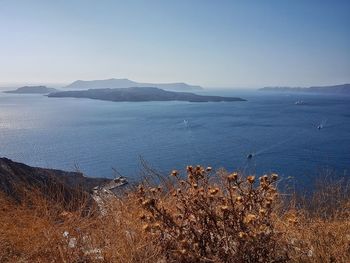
0, 166, 349, 262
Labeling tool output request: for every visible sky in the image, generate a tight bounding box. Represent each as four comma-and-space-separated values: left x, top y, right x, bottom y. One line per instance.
0, 0, 349, 88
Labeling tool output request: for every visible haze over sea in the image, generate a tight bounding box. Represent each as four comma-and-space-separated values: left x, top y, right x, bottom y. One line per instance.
0, 88, 349, 186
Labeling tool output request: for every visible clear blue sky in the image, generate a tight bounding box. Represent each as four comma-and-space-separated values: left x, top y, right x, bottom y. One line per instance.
0, 0, 349, 88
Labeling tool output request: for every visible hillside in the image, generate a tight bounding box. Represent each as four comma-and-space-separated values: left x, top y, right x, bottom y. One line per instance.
48, 86, 245, 102
4, 86, 58, 94
0, 157, 111, 205
64, 78, 203, 91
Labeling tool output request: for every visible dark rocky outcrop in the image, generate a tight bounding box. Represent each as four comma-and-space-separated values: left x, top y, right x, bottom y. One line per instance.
0, 157, 111, 208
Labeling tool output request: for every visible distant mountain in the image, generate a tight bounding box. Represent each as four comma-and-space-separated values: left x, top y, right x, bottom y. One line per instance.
48, 87, 245, 102
4, 86, 58, 94
260, 84, 350, 94
64, 78, 203, 91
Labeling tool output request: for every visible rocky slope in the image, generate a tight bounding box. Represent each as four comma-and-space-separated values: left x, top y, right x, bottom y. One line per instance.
0, 158, 112, 207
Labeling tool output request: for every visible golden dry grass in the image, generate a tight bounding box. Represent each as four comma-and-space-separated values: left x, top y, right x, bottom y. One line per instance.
0, 166, 349, 262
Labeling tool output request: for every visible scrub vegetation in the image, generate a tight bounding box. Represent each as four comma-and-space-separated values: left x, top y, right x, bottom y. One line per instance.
0, 166, 349, 263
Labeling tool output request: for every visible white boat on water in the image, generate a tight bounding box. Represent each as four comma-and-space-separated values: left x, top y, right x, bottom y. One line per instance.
295, 100, 305, 105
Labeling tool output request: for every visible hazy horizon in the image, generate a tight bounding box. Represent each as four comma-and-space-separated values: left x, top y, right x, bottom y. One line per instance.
1, 0, 350, 88
0, 78, 262, 90
1, 79, 350, 91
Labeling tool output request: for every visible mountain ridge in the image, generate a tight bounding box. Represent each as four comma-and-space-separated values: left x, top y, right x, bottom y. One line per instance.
64, 78, 203, 91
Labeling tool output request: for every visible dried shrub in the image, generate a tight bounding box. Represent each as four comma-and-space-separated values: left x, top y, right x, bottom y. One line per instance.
138, 166, 289, 262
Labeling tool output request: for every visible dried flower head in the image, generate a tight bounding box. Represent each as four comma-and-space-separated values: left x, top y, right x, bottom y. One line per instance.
142, 224, 150, 232
227, 172, 238, 182
288, 217, 298, 225
139, 214, 146, 220
271, 173, 278, 181
247, 175, 255, 184
259, 209, 266, 216
220, 205, 229, 212
171, 170, 179, 177
238, 232, 247, 239
153, 223, 161, 229
244, 214, 257, 224
138, 185, 144, 193
179, 249, 187, 255
209, 188, 219, 195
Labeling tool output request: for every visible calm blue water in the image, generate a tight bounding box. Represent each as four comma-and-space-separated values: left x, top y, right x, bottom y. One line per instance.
0, 90, 349, 185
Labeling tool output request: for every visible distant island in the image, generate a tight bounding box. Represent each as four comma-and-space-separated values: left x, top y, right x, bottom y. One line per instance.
48, 87, 245, 102
260, 84, 350, 94
4, 86, 58, 94
64, 78, 203, 91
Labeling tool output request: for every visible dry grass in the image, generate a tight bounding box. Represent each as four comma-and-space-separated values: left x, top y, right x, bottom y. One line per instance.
0, 166, 349, 262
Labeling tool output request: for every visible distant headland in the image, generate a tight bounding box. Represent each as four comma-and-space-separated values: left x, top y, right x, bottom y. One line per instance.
4, 86, 58, 94
64, 78, 203, 92
48, 87, 245, 102
260, 84, 350, 94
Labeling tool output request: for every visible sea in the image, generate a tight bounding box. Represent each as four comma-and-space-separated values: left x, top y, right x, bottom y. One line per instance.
1, 88, 349, 187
